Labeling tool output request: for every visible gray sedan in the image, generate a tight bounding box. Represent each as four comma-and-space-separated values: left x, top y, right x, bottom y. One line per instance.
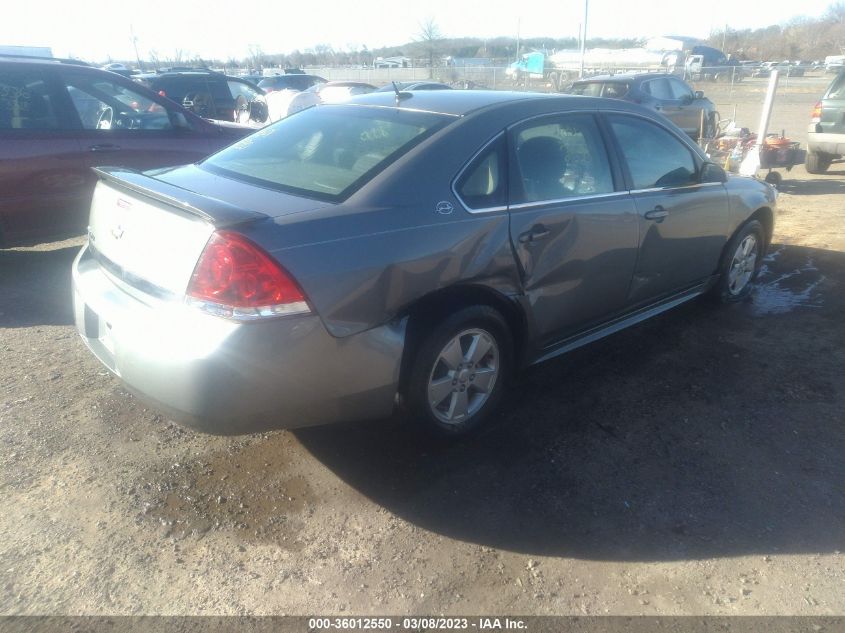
72, 91, 776, 436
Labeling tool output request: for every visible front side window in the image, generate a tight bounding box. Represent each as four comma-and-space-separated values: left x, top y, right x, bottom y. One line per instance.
608, 115, 697, 190
228, 80, 261, 102
0, 70, 60, 130
203, 105, 452, 200
64, 75, 171, 130
512, 114, 614, 204
642, 78, 674, 101
668, 78, 694, 101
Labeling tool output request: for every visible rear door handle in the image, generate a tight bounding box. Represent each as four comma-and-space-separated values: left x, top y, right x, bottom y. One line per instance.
644, 206, 669, 221
88, 144, 121, 152
518, 224, 551, 243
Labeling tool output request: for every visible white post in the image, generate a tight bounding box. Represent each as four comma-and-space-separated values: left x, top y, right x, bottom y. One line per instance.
579, 0, 589, 78
739, 70, 779, 176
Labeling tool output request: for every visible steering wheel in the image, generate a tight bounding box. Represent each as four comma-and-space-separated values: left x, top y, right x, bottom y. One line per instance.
96, 106, 114, 130
183, 92, 213, 118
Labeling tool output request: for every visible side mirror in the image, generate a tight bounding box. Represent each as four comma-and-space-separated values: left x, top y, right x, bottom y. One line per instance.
694, 90, 704, 100
248, 97, 269, 124
700, 162, 727, 184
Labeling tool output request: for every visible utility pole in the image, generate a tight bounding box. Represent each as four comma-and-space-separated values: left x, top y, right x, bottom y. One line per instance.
579, 0, 589, 78
516, 18, 521, 62
130, 24, 143, 71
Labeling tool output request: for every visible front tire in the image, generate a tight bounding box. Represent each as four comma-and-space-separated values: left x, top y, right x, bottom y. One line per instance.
405, 306, 512, 437
713, 220, 765, 302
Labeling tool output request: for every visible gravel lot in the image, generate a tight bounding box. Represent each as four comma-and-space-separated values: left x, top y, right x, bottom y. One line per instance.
1, 77, 843, 616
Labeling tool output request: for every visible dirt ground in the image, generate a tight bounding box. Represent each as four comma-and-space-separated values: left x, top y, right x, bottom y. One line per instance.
1, 77, 844, 616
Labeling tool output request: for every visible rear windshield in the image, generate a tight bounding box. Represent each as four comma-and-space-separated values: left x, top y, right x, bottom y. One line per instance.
202, 105, 452, 200
570, 82, 630, 98
826, 72, 845, 99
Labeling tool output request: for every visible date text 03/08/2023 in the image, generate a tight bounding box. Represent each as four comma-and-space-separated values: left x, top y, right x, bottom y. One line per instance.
308, 617, 528, 630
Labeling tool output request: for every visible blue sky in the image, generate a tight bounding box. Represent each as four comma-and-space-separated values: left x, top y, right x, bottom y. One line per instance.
2, 0, 836, 62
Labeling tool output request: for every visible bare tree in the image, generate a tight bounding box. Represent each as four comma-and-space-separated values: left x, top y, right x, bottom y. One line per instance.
248, 45, 265, 72
416, 17, 443, 77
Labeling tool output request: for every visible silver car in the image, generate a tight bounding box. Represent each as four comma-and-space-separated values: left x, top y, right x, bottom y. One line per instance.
73, 91, 776, 436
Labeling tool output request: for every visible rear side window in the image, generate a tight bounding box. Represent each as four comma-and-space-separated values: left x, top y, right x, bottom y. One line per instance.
203, 105, 451, 200
602, 83, 630, 98
608, 115, 697, 189
570, 82, 602, 96
0, 70, 60, 130
826, 73, 845, 99
455, 135, 506, 210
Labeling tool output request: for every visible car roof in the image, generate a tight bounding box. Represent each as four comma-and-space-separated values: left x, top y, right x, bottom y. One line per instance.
0, 55, 92, 67
260, 74, 324, 81
341, 89, 620, 117
135, 69, 223, 79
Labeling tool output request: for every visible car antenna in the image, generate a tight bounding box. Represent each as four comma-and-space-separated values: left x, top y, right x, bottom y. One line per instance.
391, 81, 411, 107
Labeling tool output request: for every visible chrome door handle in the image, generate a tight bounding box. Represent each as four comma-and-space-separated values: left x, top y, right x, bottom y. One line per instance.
88, 144, 121, 152
519, 225, 551, 243
644, 206, 669, 221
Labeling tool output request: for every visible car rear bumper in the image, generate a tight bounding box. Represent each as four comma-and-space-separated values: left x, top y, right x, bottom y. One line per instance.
807, 129, 845, 157
72, 244, 405, 434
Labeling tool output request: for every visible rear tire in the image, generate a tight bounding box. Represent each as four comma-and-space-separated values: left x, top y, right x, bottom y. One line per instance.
405, 306, 512, 437
805, 151, 831, 174
712, 220, 764, 303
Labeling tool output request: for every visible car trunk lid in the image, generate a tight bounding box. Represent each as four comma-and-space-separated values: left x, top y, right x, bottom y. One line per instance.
88, 167, 268, 298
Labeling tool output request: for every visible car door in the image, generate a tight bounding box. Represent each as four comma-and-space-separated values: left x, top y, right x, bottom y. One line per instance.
667, 77, 699, 135
57, 71, 218, 182
640, 77, 683, 128
0, 65, 90, 244
505, 113, 639, 346
605, 113, 729, 304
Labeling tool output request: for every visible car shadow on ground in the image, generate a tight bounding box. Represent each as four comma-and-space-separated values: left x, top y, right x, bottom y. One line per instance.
776, 176, 845, 195
296, 243, 845, 561
0, 244, 80, 328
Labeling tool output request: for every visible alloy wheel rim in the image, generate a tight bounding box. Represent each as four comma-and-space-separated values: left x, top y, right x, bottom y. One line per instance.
427, 328, 499, 425
727, 234, 758, 295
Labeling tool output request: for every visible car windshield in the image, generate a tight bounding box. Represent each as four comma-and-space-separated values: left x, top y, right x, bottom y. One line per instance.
202, 105, 452, 200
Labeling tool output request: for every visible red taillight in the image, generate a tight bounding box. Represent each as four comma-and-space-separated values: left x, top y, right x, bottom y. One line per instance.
811, 101, 822, 123
186, 231, 309, 320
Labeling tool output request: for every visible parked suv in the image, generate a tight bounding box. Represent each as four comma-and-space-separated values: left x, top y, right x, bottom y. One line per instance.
0, 56, 254, 246
134, 69, 264, 123
257, 74, 326, 93
806, 70, 845, 173
568, 73, 718, 139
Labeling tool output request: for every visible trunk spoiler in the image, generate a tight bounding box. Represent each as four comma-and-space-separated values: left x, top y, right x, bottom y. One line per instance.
93, 166, 267, 227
